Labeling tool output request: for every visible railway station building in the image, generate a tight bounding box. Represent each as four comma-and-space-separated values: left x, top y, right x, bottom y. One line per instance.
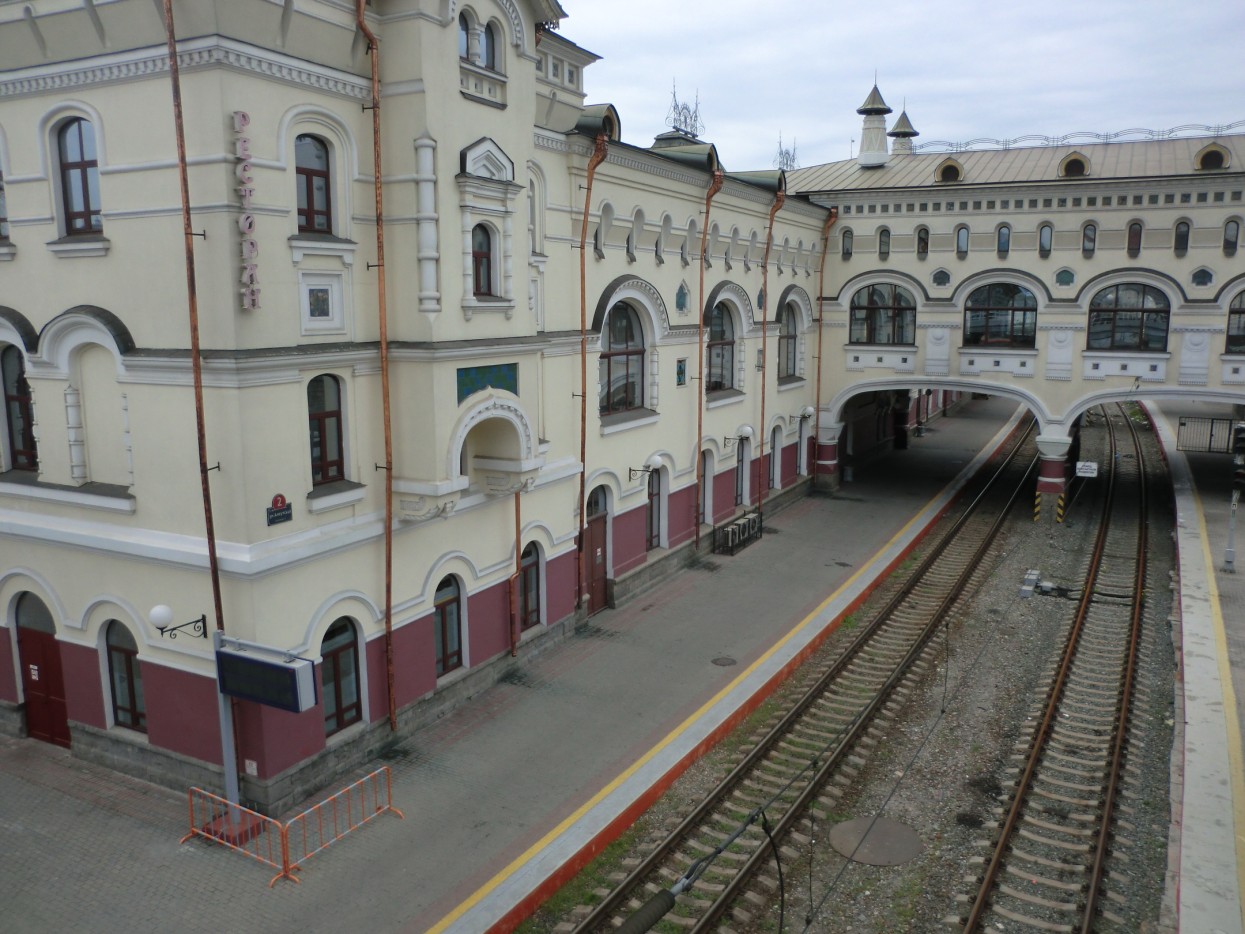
0, 0, 1241, 812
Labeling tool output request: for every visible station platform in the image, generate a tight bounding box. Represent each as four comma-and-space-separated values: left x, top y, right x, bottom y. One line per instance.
0, 395, 1240, 934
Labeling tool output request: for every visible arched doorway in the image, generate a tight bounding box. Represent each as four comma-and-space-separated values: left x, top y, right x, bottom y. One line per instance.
15, 592, 70, 747
584, 485, 609, 615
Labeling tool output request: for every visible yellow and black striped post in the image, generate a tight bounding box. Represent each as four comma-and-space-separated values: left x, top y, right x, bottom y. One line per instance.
1056, 492, 1066, 523
1034, 490, 1042, 522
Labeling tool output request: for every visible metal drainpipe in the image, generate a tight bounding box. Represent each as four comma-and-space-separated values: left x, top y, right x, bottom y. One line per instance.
577, 133, 610, 608
162, 0, 240, 797
813, 207, 839, 488
511, 490, 521, 656
693, 169, 725, 551
356, 0, 397, 731
756, 188, 785, 517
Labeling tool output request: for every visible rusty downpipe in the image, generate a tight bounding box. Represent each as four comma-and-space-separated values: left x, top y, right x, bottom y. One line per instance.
756, 186, 785, 514
162, 0, 224, 636
693, 168, 724, 551
356, 0, 397, 731
813, 207, 839, 487
576, 132, 610, 609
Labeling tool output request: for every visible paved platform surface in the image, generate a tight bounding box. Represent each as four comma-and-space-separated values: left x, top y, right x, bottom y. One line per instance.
0, 395, 1238, 934
1152, 401, 1245, 934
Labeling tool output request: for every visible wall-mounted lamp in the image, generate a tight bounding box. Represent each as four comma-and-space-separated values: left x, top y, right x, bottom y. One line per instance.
723, 425, 754, 449
149, 605, 207, 640
792, 405, 815, 421
629, 454, 663, 481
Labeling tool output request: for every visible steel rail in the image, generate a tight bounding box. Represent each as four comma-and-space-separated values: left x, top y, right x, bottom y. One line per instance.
962, 405, 1148, 933
576, 419, 1037, 932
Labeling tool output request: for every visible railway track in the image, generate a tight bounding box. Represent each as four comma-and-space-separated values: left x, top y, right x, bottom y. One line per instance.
956, 404, 1155, 933
565, 422, 1039, 933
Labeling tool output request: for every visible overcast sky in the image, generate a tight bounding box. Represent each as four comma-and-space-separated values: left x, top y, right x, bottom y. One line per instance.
558, 1, 1245, 172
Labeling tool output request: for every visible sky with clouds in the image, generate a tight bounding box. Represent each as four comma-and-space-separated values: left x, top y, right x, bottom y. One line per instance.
557, 0, 1245, 172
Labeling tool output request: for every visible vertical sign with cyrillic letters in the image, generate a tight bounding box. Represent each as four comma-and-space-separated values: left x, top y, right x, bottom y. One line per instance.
233, 111, 260, 310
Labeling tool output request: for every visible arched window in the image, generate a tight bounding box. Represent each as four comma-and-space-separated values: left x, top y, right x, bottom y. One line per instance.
1227, 293, 1245, 354
955, 226, 969, 258
849, 284, 916, 345
519, 543, 541, 629
996, 225, 1010, 257
471, 224, 494, 296
1200, 149, 1226, 171
964, 283, 1037, 348
1038, 224, 1053, 257
587, 485, 608, 518
706, 303, 736, 392
321, 617, 361, 735
645, 470, 661, 551
1088, 283, 1170, 351
1174, 221, 1190, 257
939, 163, 961, 182
457, 13, 470, 59
2, 345, 37, 471
308, 375, 344, 485
841, 229, 853, 259
778, 303, 798, 379
915, 226, 929, 258
106, 621, 145, 733
878, 228, 891, 259
1082, 224, 1097, 257
1127, 222, 1143, 258
1063, 158, 1086, 177
295, 135, 332, 233
599, 302, 644, 415
698, 450, 712, 524
1226, 220, 1240, 256
769, 425, 782, 491
58, 118, 102, 235
481, 22, 499, 71
433, 577, 463, 676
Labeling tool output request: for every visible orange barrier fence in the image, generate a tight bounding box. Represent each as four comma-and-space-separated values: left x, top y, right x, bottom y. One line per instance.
182, 787, 290, 885
181, 766, 404, 887
285, 765, 404, 875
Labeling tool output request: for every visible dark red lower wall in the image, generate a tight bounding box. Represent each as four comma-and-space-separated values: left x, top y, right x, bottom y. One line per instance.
668, 486, 696, 547
468, 579, 509, 666
0, 629, 16, 703
144, 662, 222, 765
546, 550, 577, 624
236, 694, 325, 780
781, 442, 797, 487
612, 504, 648, 576
61, 641, 105, 730
712, 466, 736, 523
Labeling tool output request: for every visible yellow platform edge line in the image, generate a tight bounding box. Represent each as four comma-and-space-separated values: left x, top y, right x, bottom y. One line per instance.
425, 501, 937, 934
1192, 483, 1245, 934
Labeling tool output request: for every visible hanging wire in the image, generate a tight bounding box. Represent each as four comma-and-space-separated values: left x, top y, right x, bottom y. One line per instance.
760, 808, 786, 932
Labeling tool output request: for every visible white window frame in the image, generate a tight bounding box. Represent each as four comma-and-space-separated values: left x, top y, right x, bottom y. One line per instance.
299, 270, 346, 335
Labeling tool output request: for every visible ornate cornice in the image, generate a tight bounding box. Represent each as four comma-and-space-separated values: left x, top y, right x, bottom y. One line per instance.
0, 36, 371, 101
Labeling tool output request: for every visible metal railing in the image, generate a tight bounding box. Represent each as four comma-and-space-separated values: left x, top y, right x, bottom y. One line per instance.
1176, 415, 1236, 453
182, 766, 404, 886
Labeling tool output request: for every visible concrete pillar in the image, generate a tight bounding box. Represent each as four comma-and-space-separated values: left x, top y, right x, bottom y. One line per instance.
814, 420, 843, 491
1035, 432, 1072, 494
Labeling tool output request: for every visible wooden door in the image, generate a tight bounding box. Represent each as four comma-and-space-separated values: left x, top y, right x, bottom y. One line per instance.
585, 513, 608, 615
17, 627, 71, 747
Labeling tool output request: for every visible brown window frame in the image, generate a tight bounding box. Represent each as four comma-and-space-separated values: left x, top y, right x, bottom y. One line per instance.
433, 576, 463, 676
1087, 283, 1170, 352
321, 617, 362, 735
519, 544, 541, 630
58, 118, 102, 236
777, 304, 798, 379
645, 470, 661, 551
1127, 222, 1143, 258
706, 303, 735, 392
849, 284, 916, 345
295, 135, 332, 234
599, 303, 644, 415
1228, 293, 1245, 354
308, 374, 344, 486
472, 224, 494, 296
106, 620, 146, 733
963, 283, 1038, 348
2, 346, 38, 472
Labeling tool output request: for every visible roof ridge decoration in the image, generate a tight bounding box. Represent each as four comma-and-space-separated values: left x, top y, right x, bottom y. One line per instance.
914, 119, 1245, 153
666, 80, 704, 139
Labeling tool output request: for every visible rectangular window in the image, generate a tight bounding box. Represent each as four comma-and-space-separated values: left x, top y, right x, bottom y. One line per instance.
299, 271, 346, 334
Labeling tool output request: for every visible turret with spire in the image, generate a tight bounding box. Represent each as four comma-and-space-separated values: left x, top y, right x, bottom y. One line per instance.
888, 108, 919, 155
856, 83, 892, 168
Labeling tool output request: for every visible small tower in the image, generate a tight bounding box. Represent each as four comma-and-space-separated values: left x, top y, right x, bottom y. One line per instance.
888, 109, 919, 156
856, 83, 892, 168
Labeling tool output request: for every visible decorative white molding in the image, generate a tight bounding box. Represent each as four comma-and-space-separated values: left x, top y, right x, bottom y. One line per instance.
46, 236, 110, 258
0, 36, 371, 101
307, 484, 367, 514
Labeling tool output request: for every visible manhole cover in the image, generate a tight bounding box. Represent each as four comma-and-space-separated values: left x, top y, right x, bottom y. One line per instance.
711, 656, 737, 667
829, 817, 924, 866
